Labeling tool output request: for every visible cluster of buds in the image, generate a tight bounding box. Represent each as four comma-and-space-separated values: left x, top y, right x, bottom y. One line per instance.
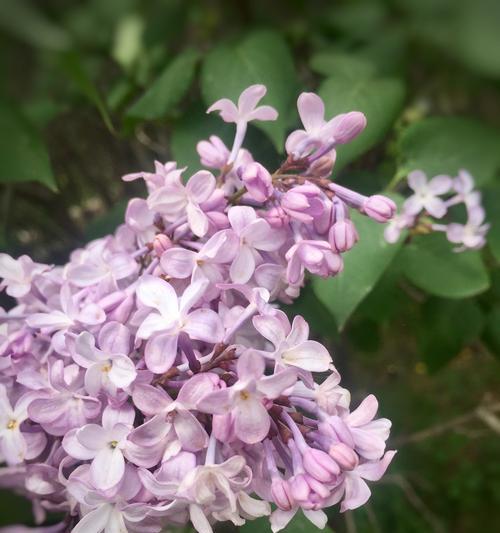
0, 85, 396, 533
385, 169, 489, 251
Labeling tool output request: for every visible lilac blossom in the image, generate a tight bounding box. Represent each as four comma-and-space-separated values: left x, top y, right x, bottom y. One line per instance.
403, 170, 452, 218
385, 169, 489, 251
0, 84, 397, 533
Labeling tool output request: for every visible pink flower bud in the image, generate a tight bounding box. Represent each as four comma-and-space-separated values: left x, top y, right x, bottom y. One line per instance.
153, 234, 172, 257
362, 195, 397, 223
196, 135, 230, 169
308, 155, 335, 178
241, 162, 273, 202
302, 447, 340, 483
329, 219, 359, 253
333, 111, 367, 144
271, 477, 294, 510
329, 442, 358, 471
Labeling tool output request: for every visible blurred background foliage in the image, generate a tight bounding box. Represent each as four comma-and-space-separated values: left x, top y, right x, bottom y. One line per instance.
0, 0, 500, 531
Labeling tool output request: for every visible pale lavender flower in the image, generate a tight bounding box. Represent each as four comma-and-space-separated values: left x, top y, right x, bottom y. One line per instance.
285, 92, 366, 159
253, 312, 332, 372
446, 205, 490, 251
228, 206, 285, 284
403, 170, 452, 218
136, 276, 223, 373
0, 254, 47, 298
198, 351, 296, 443
207, 84, 278, 163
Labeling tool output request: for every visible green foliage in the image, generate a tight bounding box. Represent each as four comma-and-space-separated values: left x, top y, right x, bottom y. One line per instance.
319, 76, 405, 171
398, 117, 500, 186
240, 511, 327, 533
0, 100, 57, 190
401, 234, 490, 298
60, 51, 115, 134
201, 30, 298, 149
310, 51, 377, 80
483, 306, 500, 357
127, 49, 199, 120
312, 208, 405, 331
417, 298, 484, 371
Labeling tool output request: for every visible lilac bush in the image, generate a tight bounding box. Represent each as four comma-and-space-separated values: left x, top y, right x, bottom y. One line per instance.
0, 86, 397, 533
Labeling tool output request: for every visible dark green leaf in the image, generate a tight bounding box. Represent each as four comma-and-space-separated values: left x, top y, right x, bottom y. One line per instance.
0, 100, 56, 190
201, 30, 298, 149
310, 51, 377, 79
319, 76, 405, 171
170, 104, 233, 172
0, 0, 70, 50
312, 206, 405, 331
418, 298, 484, 372
60, 52, 115, 134
398, 117, 500, 186
401, 233, 490, 299
127, 50, 199, 120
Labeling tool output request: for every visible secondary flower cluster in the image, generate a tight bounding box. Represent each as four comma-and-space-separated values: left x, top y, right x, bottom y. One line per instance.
384, 169, 489, 251
0, 86, 396, 533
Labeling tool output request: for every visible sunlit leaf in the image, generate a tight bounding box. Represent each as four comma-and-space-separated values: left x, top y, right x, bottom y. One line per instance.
401, 233, 490, 298
127, 50, 199, 120
0, 100, 57, 191
398, 117, 500, 186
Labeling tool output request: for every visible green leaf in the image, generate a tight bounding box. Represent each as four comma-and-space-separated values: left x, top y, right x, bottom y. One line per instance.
61, 52, 115, 134
401, 233, 490, 299
310, 51, 377, 79
201, 30, 298, 149
319, 76, 405, 171
170, 104, 233, 172
0, 100, 56, 191
0, 0, 70, 50
312, 206, 405, 331
398, 117, 500, 186
417, 298, 484, 372
127, 49, 199, 120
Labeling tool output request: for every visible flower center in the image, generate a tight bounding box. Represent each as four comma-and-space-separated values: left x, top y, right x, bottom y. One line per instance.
109, 440, 118, 449
6, 419, 17, 430
239, 390, 250, 401
101, 363, 112, 373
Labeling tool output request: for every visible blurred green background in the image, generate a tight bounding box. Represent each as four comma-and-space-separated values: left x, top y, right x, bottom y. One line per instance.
1, 0, 500, 531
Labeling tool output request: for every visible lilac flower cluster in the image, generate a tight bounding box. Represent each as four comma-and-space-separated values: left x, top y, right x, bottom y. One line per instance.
385, 169, 489, 251
0, 86, 396, 533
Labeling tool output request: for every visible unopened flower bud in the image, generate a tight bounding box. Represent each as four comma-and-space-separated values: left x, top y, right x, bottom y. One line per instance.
329, 442, 358, 471
329, 219, 359, 253
196, 135, 230, 169
241, 162, 273, 202
362, 195, 397, 223
333, 111, 367, 144
308, 155, 335, 178
153, 234, 172, 257
271, 477, 294, 510
302, 447, 340, 483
